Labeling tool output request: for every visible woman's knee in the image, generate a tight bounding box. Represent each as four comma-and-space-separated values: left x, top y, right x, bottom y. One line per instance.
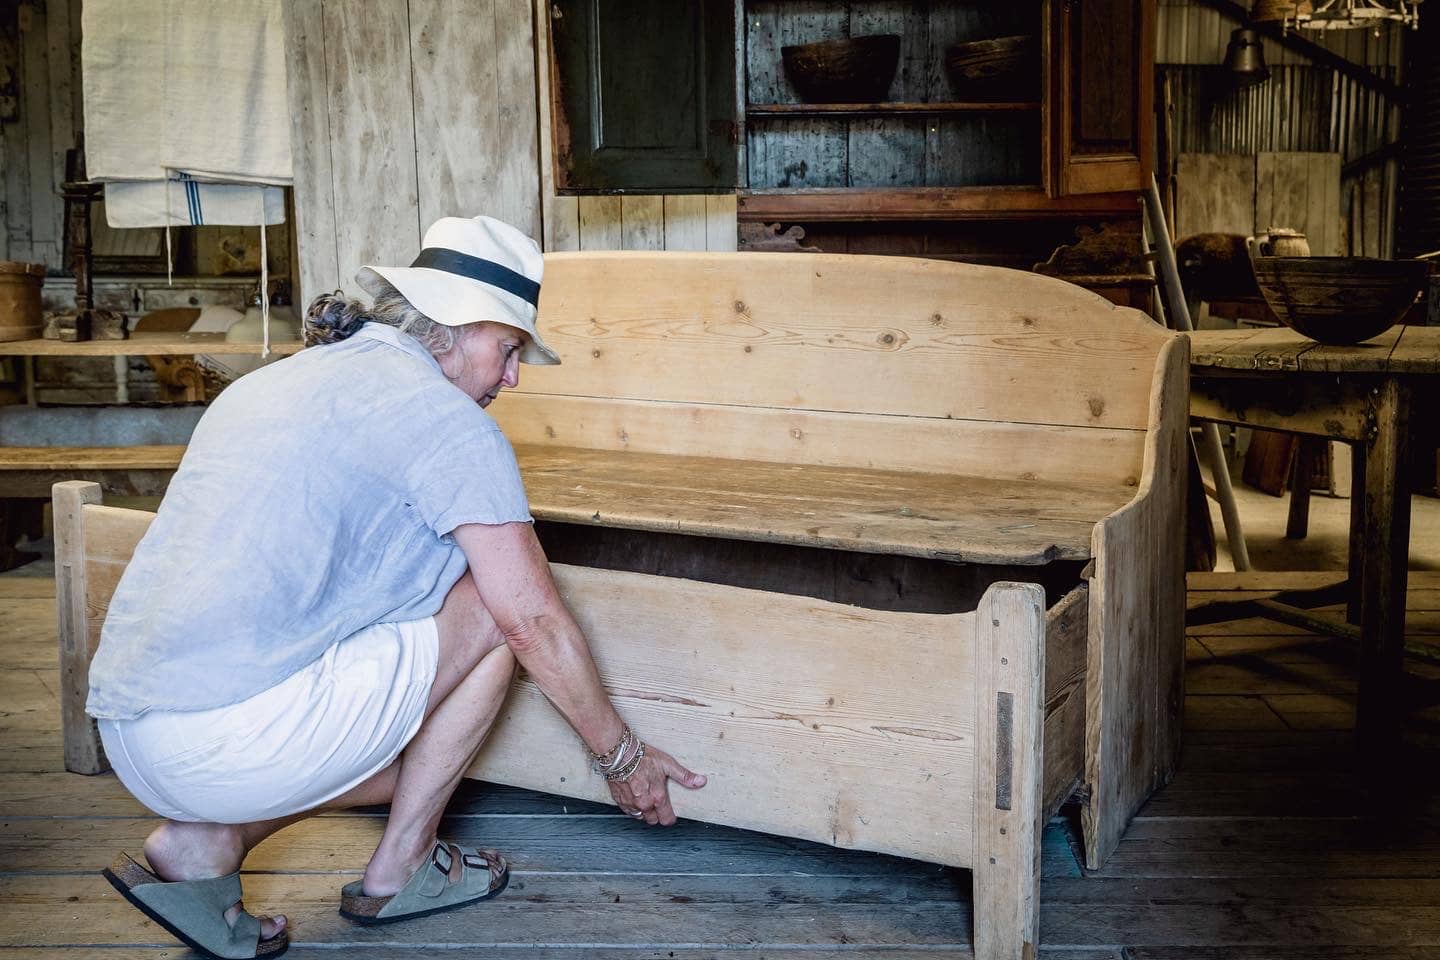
433, 575, 508, 675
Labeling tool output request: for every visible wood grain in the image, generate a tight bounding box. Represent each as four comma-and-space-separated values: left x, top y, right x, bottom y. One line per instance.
526, 252, 1169, 431
971, 582, 1046, 960
470, 562, 979, 868
52, 481, 102, 775
1082, 335, 1189, 869
491, 393, 1148, 485
1043, 585, 1089, 819
410, 0, 542, 239
1175, 153, 1254, 238
281, 0, 341, 306
322, 0, 422, 296
512, 444, 1130, 565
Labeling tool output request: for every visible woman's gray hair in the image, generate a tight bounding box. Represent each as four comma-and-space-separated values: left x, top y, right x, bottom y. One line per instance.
303, 279, 458, 358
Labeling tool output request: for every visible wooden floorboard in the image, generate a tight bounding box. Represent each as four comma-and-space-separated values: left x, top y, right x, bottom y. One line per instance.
7, 568, 1440, 953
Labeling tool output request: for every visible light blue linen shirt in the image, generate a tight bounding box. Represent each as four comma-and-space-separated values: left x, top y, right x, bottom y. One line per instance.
86, 324, 532, 720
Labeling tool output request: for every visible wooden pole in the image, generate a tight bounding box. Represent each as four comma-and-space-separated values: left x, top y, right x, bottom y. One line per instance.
1141, 174, 1251, 570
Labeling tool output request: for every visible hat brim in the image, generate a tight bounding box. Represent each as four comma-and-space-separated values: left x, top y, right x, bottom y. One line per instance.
357, 265, 560, 365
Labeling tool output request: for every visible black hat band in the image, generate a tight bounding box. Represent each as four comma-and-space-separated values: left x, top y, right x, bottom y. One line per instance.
409, 247, 540, 307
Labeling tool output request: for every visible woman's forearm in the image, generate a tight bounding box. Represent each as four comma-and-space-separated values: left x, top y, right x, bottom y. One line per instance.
504, 611, 626, 757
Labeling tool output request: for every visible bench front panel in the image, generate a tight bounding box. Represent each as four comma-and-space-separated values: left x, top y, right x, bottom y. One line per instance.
469, 562, 978, 867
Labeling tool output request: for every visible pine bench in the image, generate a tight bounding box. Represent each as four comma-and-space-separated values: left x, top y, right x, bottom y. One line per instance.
54, 251, 1188, 960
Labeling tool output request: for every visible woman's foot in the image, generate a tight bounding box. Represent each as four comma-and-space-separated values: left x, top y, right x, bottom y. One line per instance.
142, 821, 287, 939
359, 834, 437, 897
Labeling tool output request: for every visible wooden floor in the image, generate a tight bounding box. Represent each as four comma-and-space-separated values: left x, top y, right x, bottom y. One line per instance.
6, 569, 1440, 958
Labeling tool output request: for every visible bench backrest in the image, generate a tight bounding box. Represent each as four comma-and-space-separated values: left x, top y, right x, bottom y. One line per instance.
491, 252, 1174, 486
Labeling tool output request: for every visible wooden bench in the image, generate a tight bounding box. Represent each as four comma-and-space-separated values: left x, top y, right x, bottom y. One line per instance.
54, 251, 1188, 960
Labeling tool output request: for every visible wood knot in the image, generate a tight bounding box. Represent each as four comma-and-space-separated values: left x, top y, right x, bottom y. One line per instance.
930, 313, 945, 327
744, 345, 753, 353
878, 332, 896, 346
734, 300, 748, 313
544, 425, 556, 438
1021, 316, 1037, 327
1086, 394, 1106, 418
790, 428, 803, 440
591, 349, 602, 359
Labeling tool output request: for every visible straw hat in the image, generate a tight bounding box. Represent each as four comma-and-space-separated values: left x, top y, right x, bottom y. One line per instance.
357, 215, 560, 364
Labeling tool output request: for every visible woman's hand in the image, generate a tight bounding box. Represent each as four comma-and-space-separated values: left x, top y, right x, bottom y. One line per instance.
608, 745, 707, 826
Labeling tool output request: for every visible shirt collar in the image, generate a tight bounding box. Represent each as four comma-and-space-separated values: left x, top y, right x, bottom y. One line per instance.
355, 323, 443, 374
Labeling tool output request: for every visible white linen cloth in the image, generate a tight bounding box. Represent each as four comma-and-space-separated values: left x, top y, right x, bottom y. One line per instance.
102, 179, 287, 229
82, 0, 292, 187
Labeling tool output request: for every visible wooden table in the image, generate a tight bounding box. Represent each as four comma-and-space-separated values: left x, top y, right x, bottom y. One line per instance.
1189, 324, 1440, 756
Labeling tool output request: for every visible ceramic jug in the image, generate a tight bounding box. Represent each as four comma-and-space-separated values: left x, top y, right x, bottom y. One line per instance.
1247, 227, 1311, 258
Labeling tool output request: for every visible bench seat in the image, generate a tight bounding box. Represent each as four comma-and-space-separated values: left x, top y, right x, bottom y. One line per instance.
3, 443, 1131, 565
516, 444, 1133, 565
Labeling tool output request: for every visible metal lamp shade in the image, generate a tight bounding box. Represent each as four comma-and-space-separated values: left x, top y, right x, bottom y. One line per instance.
1223, 28, 1270, 86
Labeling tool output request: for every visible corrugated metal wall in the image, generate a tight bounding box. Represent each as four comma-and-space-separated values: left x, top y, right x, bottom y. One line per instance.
1156, 0, 1407, 255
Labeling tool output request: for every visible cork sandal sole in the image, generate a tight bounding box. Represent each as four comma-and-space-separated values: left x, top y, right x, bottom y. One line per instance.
102, 853, 289, 959
339, 843, 509, 926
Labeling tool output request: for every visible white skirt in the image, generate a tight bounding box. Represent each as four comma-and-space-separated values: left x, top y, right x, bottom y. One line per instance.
98, 616, 439, 824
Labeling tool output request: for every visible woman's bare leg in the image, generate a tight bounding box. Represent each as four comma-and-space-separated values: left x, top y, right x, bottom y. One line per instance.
141, 572, 516, 928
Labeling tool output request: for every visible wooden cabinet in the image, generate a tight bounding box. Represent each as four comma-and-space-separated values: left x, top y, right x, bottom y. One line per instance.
1051, 0, 1154, 196
550, 0, 738, 193
736, 0, 1154, 223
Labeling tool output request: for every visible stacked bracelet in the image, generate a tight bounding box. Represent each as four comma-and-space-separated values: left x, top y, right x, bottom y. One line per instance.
589, 725, 647, 781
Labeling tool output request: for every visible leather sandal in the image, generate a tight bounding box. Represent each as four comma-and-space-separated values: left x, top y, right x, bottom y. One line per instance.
339, 839, 509, 925
102, 852, 288, 959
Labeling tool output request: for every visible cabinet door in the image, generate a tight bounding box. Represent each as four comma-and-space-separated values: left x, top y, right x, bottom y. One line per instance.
551, 0, 737, 193
1050, 0, 1154, 195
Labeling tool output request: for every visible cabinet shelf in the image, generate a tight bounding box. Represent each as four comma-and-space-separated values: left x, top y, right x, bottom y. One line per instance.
746, 101, 1041, 119
737, 187, 1143, 222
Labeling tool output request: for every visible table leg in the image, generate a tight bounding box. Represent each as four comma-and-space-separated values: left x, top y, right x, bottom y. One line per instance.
1356, 378, 1412, 757
1348, 442, 1365, 626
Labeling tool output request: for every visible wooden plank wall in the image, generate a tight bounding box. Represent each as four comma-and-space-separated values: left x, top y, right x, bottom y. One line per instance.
1175, 152, 1343, 256
531, 0, 737, 254
285, 0, 545, 304
1, 0, 82, 272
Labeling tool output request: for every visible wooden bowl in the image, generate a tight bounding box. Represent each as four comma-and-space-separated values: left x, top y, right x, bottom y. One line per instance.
945, 35, 1039, 98
781, 34, 902, 103
1250, 256, 1428, 345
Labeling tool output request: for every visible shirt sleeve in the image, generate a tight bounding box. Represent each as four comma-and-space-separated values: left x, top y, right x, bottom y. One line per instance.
408, 414, 533, 537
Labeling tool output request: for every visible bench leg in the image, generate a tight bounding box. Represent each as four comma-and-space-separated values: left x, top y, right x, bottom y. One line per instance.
972, 582, 1046, 960
54, 480, 108, 775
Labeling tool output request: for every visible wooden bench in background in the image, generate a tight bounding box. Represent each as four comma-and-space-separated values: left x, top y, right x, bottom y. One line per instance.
54, 251, 1188, 960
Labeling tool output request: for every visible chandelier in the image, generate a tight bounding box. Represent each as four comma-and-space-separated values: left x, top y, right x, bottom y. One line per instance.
1252, 0, 1422, 30
1292, 0, 1421, 29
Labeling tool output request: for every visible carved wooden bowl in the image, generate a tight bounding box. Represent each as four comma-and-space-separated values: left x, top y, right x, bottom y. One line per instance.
945, 35, 1039, 99
1250, 256, 1428, 345
781, 34, 902, 103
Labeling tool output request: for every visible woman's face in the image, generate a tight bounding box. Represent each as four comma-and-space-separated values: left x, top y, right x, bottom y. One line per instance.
442, 321, 524, 408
